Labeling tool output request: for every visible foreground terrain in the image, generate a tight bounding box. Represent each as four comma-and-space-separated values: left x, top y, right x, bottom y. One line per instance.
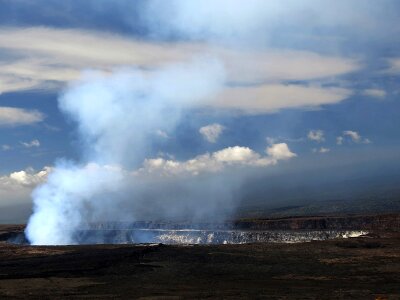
0, 217, 399, 299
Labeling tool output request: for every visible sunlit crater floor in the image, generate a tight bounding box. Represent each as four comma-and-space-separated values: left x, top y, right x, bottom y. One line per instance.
72, 229, 367, 245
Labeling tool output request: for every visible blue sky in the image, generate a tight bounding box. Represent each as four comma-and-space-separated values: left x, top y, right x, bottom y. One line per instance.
1, 0, 400, 223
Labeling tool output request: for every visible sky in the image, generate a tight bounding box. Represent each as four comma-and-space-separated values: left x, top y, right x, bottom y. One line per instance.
1, 0, 400, 224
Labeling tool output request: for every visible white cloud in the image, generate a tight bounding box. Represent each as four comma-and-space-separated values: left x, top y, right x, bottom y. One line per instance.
0, 27, 358, 113
312, 147, 330, 154
0, 142, 296, 207
0, 107, 44, 127
8, 168, 49, 186
0, 167, 51, 189
307, 129, 325, 143
363, 138, 372, 144
155, 130, 169, 139
386, 58, 400, 74
338, 130, 372, 145
21, 139, 41, 148
0, 167, 51, 210
0, 27, 360, 85
199, 123, 225, 143
266, 136, 304, 145
0, 144, 296, 186
320, 147, 330, 153
211, 47, 359, 83
266, 143, 297, 161
363, 89, 386, 99
343, 130, 362, 143
138, 143, 296, 176
1, 144, 11, 151
211, 85, 352, 114
213, 146, 259, 163
266, 137, 277, 145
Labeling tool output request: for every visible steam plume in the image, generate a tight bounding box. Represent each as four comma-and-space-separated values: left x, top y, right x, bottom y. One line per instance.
26, 60, 225, 244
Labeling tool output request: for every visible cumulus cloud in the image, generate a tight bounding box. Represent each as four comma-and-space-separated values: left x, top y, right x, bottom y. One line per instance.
138, 143, 296, 177
199, 123, 225, 143
0, 143, 296, 194
0, 167, 51, 189
337, 130, 371, 145
0, 107, 44, 127
307, 129, 325, 143
266, 143, 297, 160
21, 139, 41, 148
312, 147, 330, 154
0, 143, 295, 210
343, 130, 362, 143
0, 167, 49, 222
363, 89, 386, 99
8, 168, 50, 187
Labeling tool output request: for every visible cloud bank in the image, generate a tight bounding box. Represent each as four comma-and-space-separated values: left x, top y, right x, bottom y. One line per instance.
0, 167, 51, 223
0, 27, 358, 113
139, 143, 296, 177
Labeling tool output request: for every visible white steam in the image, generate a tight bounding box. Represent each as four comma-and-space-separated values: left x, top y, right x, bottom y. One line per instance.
26, 60, 225, 245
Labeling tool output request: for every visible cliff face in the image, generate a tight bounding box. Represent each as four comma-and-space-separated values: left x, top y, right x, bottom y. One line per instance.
234, 214, 400, 231
86, 214, 400, 232
0, 225, 25, 242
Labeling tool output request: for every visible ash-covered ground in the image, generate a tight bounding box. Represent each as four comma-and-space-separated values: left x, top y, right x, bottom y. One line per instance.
0, 214, 399, 299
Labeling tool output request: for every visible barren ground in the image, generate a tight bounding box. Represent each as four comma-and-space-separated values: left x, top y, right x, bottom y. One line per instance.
0, 223, 399, 299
